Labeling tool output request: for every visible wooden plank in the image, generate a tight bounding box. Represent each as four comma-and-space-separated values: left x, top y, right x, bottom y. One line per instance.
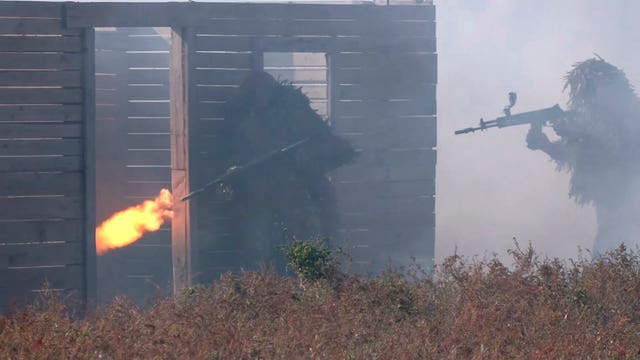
0, 265, 84, 292
97, 34, 170, 52
196, 102, 226, 118
0, 36, 82, 53
0, 2, 64, 18
126, 166, 170, 182
0, 53, 82, 70
127, 149, 170, 166
190, 3, 436, 21
0, 242, 83, 267
0, 88, 82, 104
333, 149, 436, 182
335, 99, 436, 117
127, 133, 170, 149
126, 85, 169, 101
0, 122, 82, 139
95, 75, 118, 90
134, 228, 171, 246
198, 118, 227, 135
126, 181, 170, 198
0, 139, 82, 156
0, 220, 83, 244
195, 86, 237, 102
0, 19, 80, 36
193, 18, 434, 38
338, 82, 436, 101
193, 69, 251, 85
335, 67, 437, 89
334, 114, 435, 132
262, 68, 326, 82
114, 244, 171, 260
126, 102, 170, 117
65, 3, 435, 27
0, 172, 82, 197
95, 53, 125, 72
0, 155, 82, 173
335, 180, 436, 204
335, 117, 437, 149
170, 27, 194, 293
333, 53, 437, 70
0, 196, 83, 220
128, 69, 169, 84
126, 52, 169, 68
195, 34, 435, 53
192, 52, 252, 69
336, 187, 435, 213
127, 117, 170, 133
96, 90, 118, 105
0, 71, 82, 87
84, 28, 97, 306
193, 35, 254, 52
0, 105, 82, 122
338, 197, 435, 228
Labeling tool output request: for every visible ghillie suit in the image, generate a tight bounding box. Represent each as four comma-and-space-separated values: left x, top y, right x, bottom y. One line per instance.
527, 57, 640, 253
213, 71, 355, 269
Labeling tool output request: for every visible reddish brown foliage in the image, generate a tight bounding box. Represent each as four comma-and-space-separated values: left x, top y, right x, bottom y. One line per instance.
2, 245, 640, 359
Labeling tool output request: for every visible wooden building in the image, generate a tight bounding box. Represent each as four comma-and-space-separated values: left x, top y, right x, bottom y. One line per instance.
0, 1, 436, 308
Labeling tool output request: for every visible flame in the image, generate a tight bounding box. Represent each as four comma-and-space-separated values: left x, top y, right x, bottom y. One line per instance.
96, 188, 173, 255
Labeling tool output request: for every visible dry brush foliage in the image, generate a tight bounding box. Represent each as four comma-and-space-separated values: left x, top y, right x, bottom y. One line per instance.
2, 244, 640, 359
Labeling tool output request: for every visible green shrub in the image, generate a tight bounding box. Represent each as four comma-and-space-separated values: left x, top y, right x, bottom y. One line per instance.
283, 238, 339, 283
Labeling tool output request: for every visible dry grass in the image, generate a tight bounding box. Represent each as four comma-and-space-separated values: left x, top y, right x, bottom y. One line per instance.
2, 244, 640, 359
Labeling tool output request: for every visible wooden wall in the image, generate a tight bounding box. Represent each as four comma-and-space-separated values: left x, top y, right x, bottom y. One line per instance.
95, 28, 172, 304
0, 2, 436, 308
0, 2, 94, 312
183, 4, 437, 277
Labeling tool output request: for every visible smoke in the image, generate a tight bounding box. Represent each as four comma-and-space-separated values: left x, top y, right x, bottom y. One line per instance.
436, 0, 640, 262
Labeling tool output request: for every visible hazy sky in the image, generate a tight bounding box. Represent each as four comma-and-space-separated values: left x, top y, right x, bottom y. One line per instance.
436, 0, 640, 262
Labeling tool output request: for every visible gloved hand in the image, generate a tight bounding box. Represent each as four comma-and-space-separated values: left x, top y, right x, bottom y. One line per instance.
526, 124, 551, 150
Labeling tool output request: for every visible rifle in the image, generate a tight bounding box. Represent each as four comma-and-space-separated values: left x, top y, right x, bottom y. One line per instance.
181, 138, 309, 201
454, 92, 570, 135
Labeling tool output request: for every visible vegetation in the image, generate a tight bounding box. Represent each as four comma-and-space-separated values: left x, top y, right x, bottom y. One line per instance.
283, 238, 340, 283
3, 244, 640, 358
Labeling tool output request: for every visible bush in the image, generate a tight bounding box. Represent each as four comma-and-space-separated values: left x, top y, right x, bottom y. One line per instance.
2, 244, 640, 358
283, 238, 341, 283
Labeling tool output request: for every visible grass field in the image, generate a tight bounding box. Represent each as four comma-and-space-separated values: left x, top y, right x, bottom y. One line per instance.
2, 244, 640, 359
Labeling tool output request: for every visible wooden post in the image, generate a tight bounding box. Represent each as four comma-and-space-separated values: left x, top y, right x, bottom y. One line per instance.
170, 27, 197, 293
83, 28, 97, 307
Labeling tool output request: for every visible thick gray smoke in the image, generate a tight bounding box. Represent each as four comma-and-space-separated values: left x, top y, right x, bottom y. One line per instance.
436, 0, 640, 262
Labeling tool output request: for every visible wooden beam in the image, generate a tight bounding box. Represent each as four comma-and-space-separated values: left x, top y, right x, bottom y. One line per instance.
170, 27, 197, 294
65, 3, 435, 28
83, 29, 98, 308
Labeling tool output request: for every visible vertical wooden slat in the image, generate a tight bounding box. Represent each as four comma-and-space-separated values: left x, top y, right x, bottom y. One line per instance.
327, 53, 339, 121
170, 27, 198, 293
83, 28, 97, 306
251, 39, 264, 71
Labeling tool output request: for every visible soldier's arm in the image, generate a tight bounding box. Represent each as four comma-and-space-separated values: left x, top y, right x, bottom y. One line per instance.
526, 124, 568, 163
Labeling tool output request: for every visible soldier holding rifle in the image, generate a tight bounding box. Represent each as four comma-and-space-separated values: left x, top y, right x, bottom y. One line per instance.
456, 57, 640, 254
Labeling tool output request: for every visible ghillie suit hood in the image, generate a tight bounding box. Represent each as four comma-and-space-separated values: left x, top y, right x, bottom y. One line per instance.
552, 57, 640, 205
210, 71, 355, 269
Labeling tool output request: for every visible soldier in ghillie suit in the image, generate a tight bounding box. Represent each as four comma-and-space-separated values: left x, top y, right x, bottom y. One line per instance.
527, 57, 640, 253
214, 71, 356, 269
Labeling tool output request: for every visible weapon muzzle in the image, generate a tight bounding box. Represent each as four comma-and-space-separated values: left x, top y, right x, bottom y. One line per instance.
455, 128, 475, 135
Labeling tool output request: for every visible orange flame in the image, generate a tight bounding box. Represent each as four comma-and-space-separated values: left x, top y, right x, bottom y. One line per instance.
96, 188, 173, 255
